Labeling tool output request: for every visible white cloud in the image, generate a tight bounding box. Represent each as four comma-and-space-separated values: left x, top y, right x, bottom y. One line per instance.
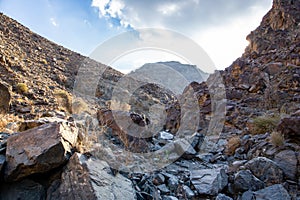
157, 3, 180, 16
50, 17, 58, 27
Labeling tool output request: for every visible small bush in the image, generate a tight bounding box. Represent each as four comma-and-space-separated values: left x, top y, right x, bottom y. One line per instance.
54, 89, 72, 113
225, 136, 241, 155
249, 115, 280, 135
270, 131, 284, 147
16, 83, 28, 94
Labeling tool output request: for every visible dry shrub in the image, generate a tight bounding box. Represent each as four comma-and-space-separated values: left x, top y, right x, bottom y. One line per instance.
225, 136, 241, 155
249, 115, 280, 135
0, 114, 22, 132
270, 131, 284, 147
16, 83, 28, 94
72, 98, 89, 114
54, 89, 72, 113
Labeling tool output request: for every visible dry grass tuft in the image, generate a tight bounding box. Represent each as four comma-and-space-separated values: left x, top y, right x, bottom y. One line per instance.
249, 115, 280, 135
270, 131, 284, 147
225, 136, 241, 155
54, 89, 72, 113
16, 83, 28, 94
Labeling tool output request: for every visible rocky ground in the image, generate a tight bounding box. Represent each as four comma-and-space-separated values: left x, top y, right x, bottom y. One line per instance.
0, 0, 300, 199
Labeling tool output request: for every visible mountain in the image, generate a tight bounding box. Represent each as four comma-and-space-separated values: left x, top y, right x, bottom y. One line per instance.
0, 0, 300, 199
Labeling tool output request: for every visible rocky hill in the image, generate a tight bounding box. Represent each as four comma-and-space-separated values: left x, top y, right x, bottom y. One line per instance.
0, 0, 299, 199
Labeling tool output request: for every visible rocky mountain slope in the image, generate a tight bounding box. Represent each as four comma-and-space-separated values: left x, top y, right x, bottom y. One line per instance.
0, 0, 299, 199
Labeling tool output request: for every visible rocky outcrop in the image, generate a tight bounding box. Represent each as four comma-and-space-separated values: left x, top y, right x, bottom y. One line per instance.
47, 153, 136, 200
5, 122, 78, 181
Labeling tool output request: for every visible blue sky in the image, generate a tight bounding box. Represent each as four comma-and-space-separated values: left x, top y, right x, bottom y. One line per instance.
0, 0, 272, 73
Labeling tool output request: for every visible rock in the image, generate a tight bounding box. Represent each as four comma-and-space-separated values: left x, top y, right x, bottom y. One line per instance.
47, 153, 136, 200
0, 154, 5, 172
152, 173, 165, 185
216, 193, 233, 200
163, 196, 178, 200
182, 185, 195, 199
0, 132, 10, 153
157, 184, 170, 194
158, 131, 174, 140
244, 157, 283, 186
234, 170, 265, 192
241, 184, 291, 200
0, 179, 45, 200
174, 139, 197, 159
167, 176, 179, 191
277, 116, 300, 143
5, 122, 78, 181
0, 82, 11, 114
274, 150, 297, 181
190, 167, 228, 195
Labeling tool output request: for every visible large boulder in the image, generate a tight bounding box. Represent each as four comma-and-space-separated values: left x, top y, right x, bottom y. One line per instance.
0, 82, 11, 114
0, 179, 45, 200
190, 166, 228, 195
241, 184, 291, 200
5, 122, 78, 181
274, 150, 298, 181
47, 153, 136, 200
234, 170, 265, 192
244, 157, 283, 186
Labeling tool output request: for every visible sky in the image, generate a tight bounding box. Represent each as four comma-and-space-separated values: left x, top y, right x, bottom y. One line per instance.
0, 0, 272, 73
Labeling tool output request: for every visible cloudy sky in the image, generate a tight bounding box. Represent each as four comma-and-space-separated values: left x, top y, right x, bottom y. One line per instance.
0, 0, 272, 73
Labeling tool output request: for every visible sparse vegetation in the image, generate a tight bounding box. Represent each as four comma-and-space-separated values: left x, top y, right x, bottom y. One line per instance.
249, 115, 280, 135
16, 83, 28, 94
270, 131, 285, 147
54, 89, 72, 113
225, 136, 241, 155
72, 98, 89, 114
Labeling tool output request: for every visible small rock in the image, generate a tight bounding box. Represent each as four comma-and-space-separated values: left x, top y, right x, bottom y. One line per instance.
174, 139, 197, 159
159, 131, 174, 140
157, 184, 170, 194
163, 196, 178, 200
182, 185, 195, 199
216, 193, 233, 200
153, 173, 165, 185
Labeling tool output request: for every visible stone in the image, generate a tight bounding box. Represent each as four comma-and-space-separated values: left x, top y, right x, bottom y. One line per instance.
234, 170, 265, 192
157, 184, 170, 194
0, 154, 5, 172
244, 157, 283, 186
47, 153, 136, 200
0, 82, 11, 114
216, 193, 233, 200
174, 139, 197, 159
274, 150, 297, 181
5, 122, 78, 181
241, 184, 291, 200
0, 132, 10, 153
159, 131, 174, 140
152, 173, 165, 185
167, 176, 179, 191
163, 196, 178, 200
182, 185, 195, 199
277, 116, 300, 143
0, 179, 45, 200
190, 167, 228, 195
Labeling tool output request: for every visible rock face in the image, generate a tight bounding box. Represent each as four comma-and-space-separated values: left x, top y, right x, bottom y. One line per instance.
5, 122, 78, 181
47, 153, 136, 200
0, 82, 11, 114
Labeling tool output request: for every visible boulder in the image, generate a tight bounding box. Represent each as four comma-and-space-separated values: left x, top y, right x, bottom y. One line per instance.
244, 157, 283, 186
5, 122, 78, 181
0, 179, 45, 200
190, 166, 228, 195
0, 82, 11, 114
241, 184, 291, 200
0, 154, 5, 172
274, 150, 297, 181
277, 116, 300, 143
47, 153, 136, 200
234, 170, 265, 192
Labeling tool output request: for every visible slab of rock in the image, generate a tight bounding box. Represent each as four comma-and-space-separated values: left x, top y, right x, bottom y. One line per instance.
0, 82, 11, 114
190, 167, 228, 195
47, 153, 136, 200
244, 157, 283, 186
274, 150, 297, 181
241, 184, 291, 200
5, 122, 78, 181
0, 179, 45, 200
234, 170, 265, 192
277, 116, 300, 143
